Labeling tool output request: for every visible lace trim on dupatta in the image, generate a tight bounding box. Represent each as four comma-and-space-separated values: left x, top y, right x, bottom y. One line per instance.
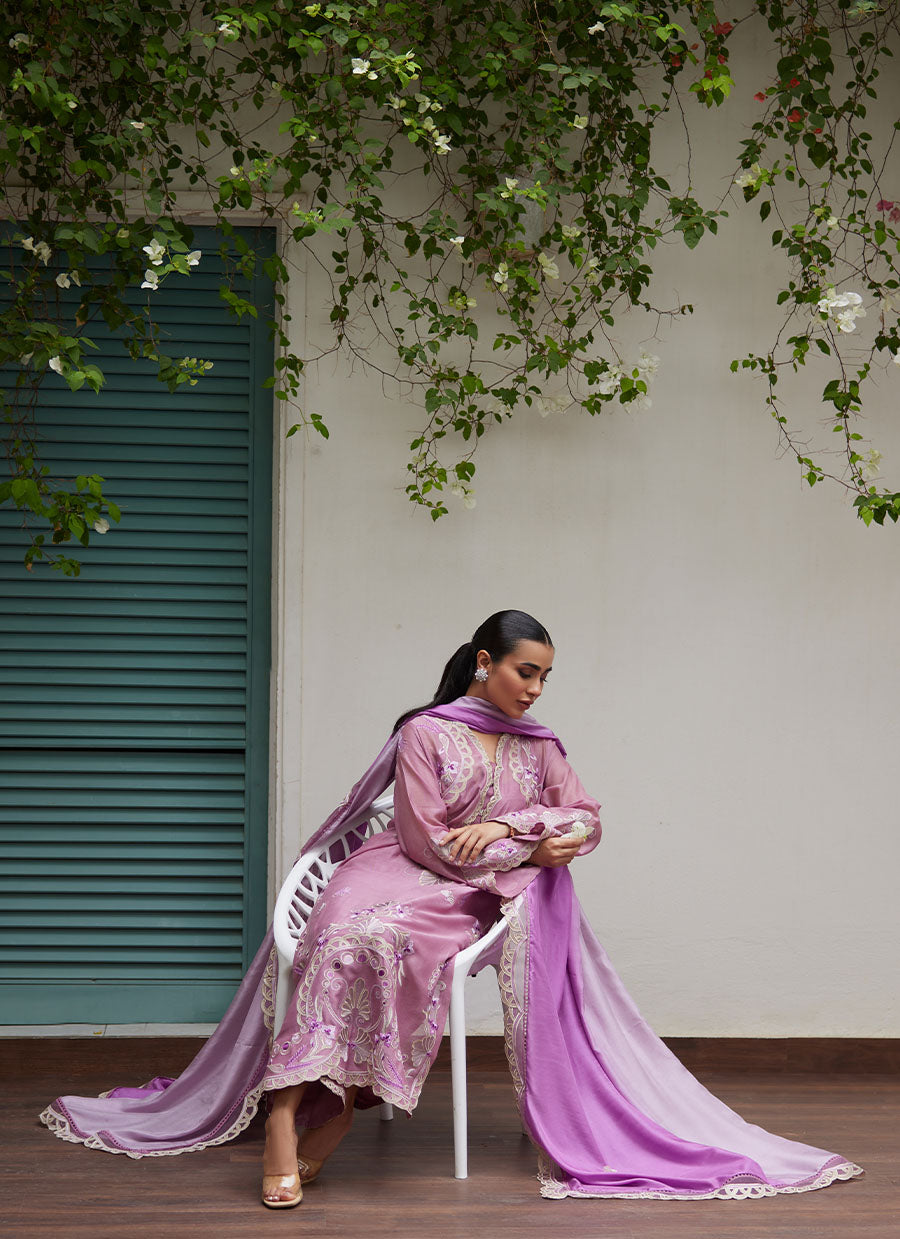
38, 1081, 269, 1160
261, 940, 278, 1033
536, 1152, 865, 1201
39, 940, 282, 1160
497, 895, 530, 1103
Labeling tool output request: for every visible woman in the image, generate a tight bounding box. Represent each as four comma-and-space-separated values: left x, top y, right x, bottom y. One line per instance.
41, 610, 864, 1207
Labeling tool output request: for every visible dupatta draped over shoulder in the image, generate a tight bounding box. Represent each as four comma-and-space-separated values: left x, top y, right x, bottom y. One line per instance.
39, 699, 864, 1200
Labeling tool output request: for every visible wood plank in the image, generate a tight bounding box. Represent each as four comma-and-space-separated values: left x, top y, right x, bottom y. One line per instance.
2, 1036, 894, 1239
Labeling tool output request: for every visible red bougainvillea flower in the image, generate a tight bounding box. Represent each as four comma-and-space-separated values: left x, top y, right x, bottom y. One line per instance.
787, 108, 804, 123
704, 69, 713, 79
717, 53, 726, 64
890, 207, 900, 224
670, 55, 682, 67
713, 21, 733, 35
691, 42, 699, 49
754, 91, 766, 101
789, 77, 800, 87
875, 199, 894, 211
813, 127, 822, 134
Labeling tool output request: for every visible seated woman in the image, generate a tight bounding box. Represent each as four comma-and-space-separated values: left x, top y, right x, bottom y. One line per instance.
41, 610, 864, 1209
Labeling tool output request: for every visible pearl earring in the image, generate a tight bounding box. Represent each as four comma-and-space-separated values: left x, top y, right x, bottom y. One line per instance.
474, 667, 488, 682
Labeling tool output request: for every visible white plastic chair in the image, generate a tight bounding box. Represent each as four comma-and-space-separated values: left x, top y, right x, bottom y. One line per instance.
272, 789, 514, 1179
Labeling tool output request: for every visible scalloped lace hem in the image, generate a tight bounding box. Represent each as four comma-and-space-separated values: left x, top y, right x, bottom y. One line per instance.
39, 1082, 267, 1160
262, 1064, 416, 1113
537, 1158, 865, 1200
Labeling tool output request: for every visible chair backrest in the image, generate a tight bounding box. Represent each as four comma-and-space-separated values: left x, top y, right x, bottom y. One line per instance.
273, 790, 395, 964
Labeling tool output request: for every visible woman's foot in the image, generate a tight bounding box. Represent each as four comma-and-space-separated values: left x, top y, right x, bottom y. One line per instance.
297, 1088, 357, 1183
262, 1111, 302, 1207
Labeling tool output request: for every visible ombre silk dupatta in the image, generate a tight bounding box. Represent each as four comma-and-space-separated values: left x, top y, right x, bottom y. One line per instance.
40, 699, 864, 1199
37, 699, 557, 1158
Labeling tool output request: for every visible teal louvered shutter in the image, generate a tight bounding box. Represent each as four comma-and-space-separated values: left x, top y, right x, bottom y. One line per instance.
0, 226, 273, 1022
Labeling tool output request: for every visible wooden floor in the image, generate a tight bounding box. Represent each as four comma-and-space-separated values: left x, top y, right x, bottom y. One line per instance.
3, 1037, 896, 1239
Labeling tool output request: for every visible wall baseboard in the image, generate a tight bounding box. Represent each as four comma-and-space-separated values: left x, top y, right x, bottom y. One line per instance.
3, 1035, 896, 1080
440, 1036, 900, 1073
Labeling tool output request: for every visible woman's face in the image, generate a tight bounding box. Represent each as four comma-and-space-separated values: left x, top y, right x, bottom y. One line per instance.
469, 638, 554, 719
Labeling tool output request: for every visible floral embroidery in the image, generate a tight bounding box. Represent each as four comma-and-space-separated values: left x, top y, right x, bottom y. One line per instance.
409, 960, 449, 1072
435, 722, 476, 803
463, 731, 508, 826
418, 868, 451, 886
502, 805, 594, 837
507, 736, 541, 805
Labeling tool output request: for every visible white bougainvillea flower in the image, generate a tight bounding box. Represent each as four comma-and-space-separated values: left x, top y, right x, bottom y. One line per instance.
584, 255, 600, 285
141, 269, 160, 290
433, 132, 452, 154
637, 349, 660, 378
22, 236, 51, 264
66, 99, 77, 110
817, 287, 865, 333
450, 482, 477, 509
92, 518, 110, 534
186, 250, 202, 266
351, 58, 370, 74
825, 214, 840, 231
48, 356, 64, 374
450, 235, 465, 248
595, 363, 622, 395
447, 289, 476, 311
387, 93, 403, 109
538, 392, 570, 417
561, 224, 582, 240
573, 115, 589, 129
492, 262, 510, 288
537, 251, 560, 280
217, 20, 238, 37
588, 21, 606, 34
734, 162, 765, 189
862, 449, 882, 479
68, 271, 81, 287
129, 121, 146, 130
143, 240, 165, 265
55, 272, 71, 289
8, 32, 32, 50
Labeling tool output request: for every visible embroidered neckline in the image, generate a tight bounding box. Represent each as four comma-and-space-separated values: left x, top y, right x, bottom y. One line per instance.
464, 726, 507, 766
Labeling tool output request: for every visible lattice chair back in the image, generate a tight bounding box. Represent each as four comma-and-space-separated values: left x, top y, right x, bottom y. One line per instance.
271, 785, 516, 1174
273, 790, 395, 1031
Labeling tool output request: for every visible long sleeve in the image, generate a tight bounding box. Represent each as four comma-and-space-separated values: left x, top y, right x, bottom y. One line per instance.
392, 720, 540, 883
492, 742, 602, 856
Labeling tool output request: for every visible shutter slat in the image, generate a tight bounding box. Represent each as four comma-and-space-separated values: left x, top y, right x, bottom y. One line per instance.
0, 226, 273, 1020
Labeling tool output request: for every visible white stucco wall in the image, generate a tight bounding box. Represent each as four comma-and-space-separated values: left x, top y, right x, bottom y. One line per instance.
269, 27, 900, 1037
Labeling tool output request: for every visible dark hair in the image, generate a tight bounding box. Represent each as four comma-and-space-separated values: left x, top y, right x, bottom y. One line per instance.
392, 609, 553, 733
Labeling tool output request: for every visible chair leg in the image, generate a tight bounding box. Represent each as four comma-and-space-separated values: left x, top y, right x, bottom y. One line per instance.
379, 1102, 394, 1121
449, 969, 468, 1179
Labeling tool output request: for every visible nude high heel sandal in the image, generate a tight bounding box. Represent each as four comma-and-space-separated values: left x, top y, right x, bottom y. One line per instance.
261, 1171, 303, 1209
297, 1154, 325, 1185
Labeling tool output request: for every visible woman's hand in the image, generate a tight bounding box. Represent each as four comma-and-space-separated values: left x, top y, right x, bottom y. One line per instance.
528, 834, 583, 868
439, 820, 509, 865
